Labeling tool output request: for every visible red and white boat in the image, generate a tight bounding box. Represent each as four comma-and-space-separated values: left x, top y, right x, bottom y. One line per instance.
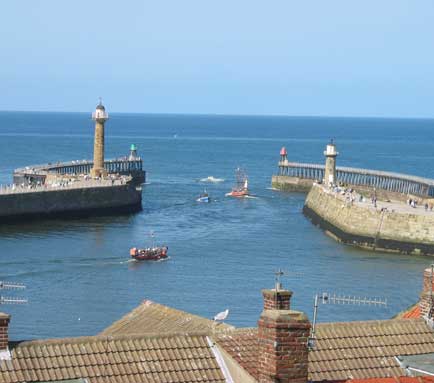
226, 167, 249, 197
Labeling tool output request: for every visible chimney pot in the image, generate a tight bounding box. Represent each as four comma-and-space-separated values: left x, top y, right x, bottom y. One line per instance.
262, 289, 292, 311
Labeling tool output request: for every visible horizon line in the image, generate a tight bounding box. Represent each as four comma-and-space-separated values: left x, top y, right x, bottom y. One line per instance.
0, 109, 433, 121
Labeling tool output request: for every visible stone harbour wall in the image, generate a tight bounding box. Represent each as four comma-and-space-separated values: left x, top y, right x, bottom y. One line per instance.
271, 175, 314, 192
303, 184, 434, 256
0, 183, 142, 222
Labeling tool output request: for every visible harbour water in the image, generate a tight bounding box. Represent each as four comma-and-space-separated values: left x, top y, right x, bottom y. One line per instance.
0, 112, 433, 340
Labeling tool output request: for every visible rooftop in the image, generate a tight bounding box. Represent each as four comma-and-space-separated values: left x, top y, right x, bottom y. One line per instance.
347, 378, 434, 383
399, 304, 421, 320
2, 286, 434, 383
100, 299, 234, 337
0, 333, 226, 383
216, 318, 434, 382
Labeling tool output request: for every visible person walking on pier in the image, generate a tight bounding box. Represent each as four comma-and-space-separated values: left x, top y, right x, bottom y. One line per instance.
371, 194, 377, 208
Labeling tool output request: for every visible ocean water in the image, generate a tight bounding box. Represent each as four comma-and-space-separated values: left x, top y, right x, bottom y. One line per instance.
0, 112, 433, 340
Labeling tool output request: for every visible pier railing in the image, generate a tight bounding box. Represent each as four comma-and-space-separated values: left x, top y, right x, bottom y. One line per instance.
278, 161, 434, 197
14, 158, 143, 177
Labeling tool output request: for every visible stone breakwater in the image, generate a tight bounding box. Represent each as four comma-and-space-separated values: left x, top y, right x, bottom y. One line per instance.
0, 179, 142, 222
303, 183, 434, 256
271, 175, 314, 192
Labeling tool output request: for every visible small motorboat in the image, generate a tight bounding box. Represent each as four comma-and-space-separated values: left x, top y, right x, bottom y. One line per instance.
226, 167, 249, 197
130, 231, 168, 261
226, 188, 248, 197
130, 246, 168, 261
197, 190, 211, 203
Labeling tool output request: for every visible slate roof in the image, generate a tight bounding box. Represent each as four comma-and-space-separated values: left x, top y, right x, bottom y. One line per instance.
216, 318, 434, 382
0, 333, 226, 383
101, 300, 234, 337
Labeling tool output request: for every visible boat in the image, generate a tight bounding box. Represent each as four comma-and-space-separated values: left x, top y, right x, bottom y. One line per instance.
197, 190, 211, 203
130, 246, 168, 261
226, 167, 249, 197
130, 231, 168, 261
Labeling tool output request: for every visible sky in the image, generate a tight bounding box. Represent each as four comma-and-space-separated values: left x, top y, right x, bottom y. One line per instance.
1, 1, 434, 117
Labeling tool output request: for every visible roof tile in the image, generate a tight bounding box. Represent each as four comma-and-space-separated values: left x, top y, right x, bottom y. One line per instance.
216, 318, 434, 382
100, 300, 233, 337
347, 377, 434, 383
0, 333, 226, 383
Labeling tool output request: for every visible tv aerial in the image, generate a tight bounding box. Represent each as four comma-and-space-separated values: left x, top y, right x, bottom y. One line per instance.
273, 268, 303, 291
308, 291, 387, 349
0, 281, 27, 305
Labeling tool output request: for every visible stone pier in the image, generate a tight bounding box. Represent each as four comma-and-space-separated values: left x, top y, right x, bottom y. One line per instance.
303, 183, 434, 256
273, 143, 434, 255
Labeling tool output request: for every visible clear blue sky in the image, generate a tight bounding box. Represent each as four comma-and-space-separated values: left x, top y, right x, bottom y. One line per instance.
1, 1, 433, 117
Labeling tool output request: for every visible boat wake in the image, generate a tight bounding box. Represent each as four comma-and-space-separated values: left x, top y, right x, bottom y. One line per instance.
156, 256, 170, 262
199, 176, 225, 183
225, 193, 258, 199
130, 256, 170, 263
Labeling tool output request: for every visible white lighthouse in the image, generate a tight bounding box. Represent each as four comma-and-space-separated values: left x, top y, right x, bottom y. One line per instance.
324, 140, 338, 187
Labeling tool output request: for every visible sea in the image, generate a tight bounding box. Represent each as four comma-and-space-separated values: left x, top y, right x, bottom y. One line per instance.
0, 111, 433, 340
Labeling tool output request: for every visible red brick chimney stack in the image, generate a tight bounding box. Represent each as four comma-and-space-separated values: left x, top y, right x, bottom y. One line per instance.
262, 289, 292, 310
0, 313, 10, 351
258, 286, 311, 383
419, 266, 434, 318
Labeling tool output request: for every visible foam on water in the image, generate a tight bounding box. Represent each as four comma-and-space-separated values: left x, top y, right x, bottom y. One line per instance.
199, 176, 225, 183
